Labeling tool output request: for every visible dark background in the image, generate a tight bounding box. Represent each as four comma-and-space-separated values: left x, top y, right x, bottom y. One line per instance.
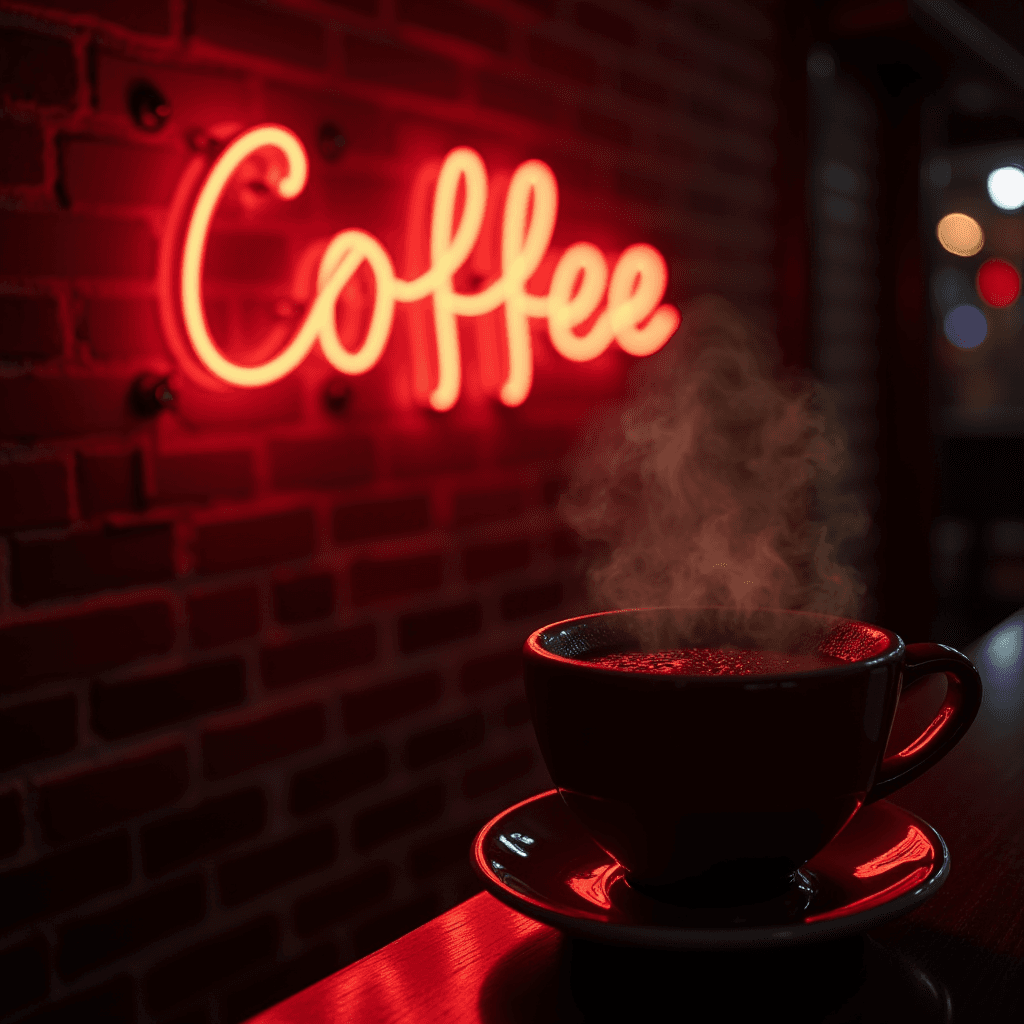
0, 1, 1021, 1022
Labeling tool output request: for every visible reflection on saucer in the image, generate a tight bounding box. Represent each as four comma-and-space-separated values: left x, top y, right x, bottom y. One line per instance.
473, 790, 949, 950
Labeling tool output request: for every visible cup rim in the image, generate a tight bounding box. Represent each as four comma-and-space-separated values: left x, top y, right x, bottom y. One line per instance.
525, 606, 903, 684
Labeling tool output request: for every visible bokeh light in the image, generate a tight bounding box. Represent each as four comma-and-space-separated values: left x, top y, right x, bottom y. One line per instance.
936, 212, 984, 257
976, 258, 1021, 307
987, 166, 1024, 211
943, 304, 988, 349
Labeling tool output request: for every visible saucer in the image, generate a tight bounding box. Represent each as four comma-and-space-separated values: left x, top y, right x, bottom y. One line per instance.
472, 790, 949, 950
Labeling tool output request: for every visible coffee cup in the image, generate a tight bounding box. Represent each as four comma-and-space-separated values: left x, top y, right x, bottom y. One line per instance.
523, 607, 982, 903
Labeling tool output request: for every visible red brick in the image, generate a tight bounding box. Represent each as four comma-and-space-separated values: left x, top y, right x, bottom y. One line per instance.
404, 711, 485, 770
621, 69, 669, 106
500, 580, 563, 620
264, 81, 392, 161
57, 876, 205, 981
11, 524, 174, 605
497, 422, 573, 466
342, 671, 443, 735
80, 296, 167, 360
327, 0, 379, 13
0, 461, 69, 532
0, 115, 43, 184
391, 429, 477, 477
0, 295, 62, 361
261, 623, 377, 690
175, 377, 303, 429
579, 107, 632, 148
219, 943, 339, 1024
202, 704, 326, 780
95, 53, 248, 126
398, 600, 482, 653
574, 1, 636, 45
188, 585, 261, 649
142, 789, 266, 877
452, 486, 523, 526
352, 895, 438, 957
0, 935, 48, 1017
76, 451, 144, 518
218, 823, 336, 907
144, 916, 279, 1012
350, 553, 442, 604
460, 648, 521, 693
0, 832, 131, 929
0, 694, 77, 770
344, 35, 460, 99
0, 376, 136, 440
44, 0, 170, 34
91, 658, 246, 740
478, 71, 559, 124
59, 138, 188, 205
204, 231, 289, 283
463, 539, 530, 581
527, 34, 597, 85
0, 601, 174, 693
0, 791, 23, 858
333, 495, 430, 543
155, 451, 254, 504
408, 819, 484, 878
397, 0, 509, 53
292, 863, 392, 936
351, 782, 445, 851
289, 742, 388, 815
0, 213, 155, 277
462, 747, 534, 798
195, 509, 315, 574
0, 30, 76, 107
193, 0, 326, 68
273, 573, 334, 625
617, 169, 666, 204
550, 526, 581, 559
40, 746, 188, 844
17, 976, 134, 1024
269, 436, 374, 491
542, 476, 564, 505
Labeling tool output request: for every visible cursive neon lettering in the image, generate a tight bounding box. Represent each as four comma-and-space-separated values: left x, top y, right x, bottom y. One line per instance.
179, 123, 680, 409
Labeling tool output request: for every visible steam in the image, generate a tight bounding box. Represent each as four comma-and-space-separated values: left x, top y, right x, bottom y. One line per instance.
560, 296, 868, 629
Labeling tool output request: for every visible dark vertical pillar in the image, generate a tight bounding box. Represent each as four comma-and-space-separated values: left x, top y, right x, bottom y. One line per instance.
827, 20, 944, 640
771, 1, 813, 369
873, 96, 937, 640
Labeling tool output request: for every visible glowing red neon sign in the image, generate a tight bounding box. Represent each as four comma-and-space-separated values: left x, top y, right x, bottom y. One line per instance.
179, 124, 680, 410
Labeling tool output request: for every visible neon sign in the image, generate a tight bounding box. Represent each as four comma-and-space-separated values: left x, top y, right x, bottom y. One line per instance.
177, 124, 680, 411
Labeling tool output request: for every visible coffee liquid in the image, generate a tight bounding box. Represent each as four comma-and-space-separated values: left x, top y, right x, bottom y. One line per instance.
588, 648, 845, 676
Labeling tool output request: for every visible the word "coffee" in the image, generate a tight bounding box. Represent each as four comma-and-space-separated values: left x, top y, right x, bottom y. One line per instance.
180, 123, 680, 410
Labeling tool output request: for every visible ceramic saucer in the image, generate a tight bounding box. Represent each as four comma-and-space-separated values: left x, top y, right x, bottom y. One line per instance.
472, 790, 949, 950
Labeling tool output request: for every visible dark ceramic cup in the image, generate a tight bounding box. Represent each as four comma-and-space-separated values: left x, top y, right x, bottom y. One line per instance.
523, 607, 982, 902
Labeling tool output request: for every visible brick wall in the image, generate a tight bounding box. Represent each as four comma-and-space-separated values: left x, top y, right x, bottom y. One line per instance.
0, 1, 780, 1021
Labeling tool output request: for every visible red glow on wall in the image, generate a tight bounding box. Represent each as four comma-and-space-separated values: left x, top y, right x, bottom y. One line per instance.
976, 258, 1021, 307
177, 124, 681, 411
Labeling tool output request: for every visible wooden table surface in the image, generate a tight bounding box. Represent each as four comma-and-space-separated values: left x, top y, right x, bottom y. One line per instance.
253, 613, 1024, 1022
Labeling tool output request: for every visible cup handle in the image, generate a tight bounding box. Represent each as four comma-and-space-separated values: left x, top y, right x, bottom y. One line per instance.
865, 643, 983, 804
